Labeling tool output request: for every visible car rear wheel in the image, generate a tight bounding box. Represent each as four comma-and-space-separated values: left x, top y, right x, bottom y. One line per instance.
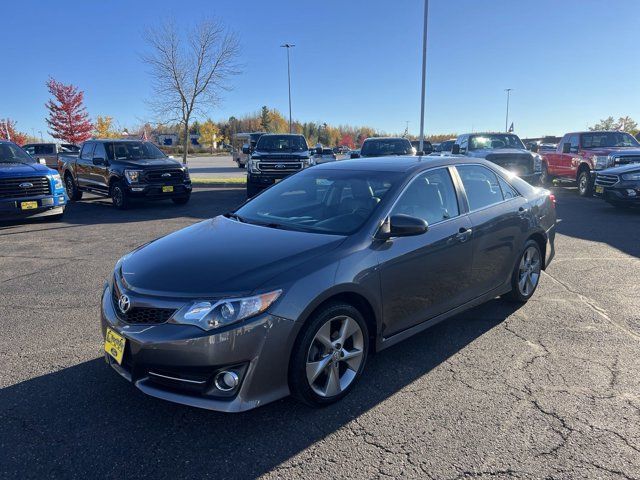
578, 170, 593, 197
504, 240, 542, 303
64, 174, 82, 201
289, 302, 369, 407
110, 180, 129, 209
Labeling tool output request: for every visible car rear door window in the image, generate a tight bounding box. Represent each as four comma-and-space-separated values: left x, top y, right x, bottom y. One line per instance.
391, 168, 459, 225
456, 165, 505, 211
496, 175, 518, 200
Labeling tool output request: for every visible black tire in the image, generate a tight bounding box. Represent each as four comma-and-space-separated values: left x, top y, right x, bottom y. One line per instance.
540, 163, 553, 186
289, 302, 369, 408
110, 180, 129, 209
504, 239, 543, 303
64, 174, 82, 201
577, 169, 593, 197
172, 195, 190, 205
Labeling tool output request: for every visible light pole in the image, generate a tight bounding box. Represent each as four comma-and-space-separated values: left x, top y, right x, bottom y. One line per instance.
280, 43, 295, 133
38, 130, 43, 141
418, 0, 429, 154
504, 88, 513, 132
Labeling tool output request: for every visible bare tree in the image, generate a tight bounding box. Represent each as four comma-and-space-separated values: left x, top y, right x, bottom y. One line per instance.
143, 19, 240, 163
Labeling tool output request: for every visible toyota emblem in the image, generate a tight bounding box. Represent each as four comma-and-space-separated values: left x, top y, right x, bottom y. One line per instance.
118, 294, 131, 314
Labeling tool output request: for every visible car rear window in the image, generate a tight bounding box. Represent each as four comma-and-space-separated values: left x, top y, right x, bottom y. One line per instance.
361, 139, 412, 156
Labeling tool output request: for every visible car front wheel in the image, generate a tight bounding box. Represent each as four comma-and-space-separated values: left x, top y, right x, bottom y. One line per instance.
289, 302, 369, 407
110, 180, 129, 209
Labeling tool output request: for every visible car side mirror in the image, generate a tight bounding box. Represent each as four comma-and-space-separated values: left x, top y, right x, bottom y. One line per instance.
562, 143, 571, 154
377, 214, 428, 239
530, 144, 539, 153
37, 158, 47, 165
92, 157, 106, 166
350, 152, 360, 159
242, 144, 251, 155
451, 144, 461, 155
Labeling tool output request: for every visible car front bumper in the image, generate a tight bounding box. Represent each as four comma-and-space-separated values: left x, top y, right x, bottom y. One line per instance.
100, 283, 300, 412
594, 182, 640, 205
0, 194, 66, 221
125, 182, 192, 199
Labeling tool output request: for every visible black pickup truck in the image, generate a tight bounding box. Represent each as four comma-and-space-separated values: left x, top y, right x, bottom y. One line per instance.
60, 139, 192, 209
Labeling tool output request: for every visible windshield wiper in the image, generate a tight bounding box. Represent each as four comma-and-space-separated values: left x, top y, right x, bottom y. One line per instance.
225, 212, 247, 223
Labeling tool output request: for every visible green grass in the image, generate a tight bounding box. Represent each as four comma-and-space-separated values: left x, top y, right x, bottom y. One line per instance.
191, 177, 246, 186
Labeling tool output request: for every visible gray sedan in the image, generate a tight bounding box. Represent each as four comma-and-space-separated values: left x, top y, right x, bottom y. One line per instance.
101, 156, 556, 412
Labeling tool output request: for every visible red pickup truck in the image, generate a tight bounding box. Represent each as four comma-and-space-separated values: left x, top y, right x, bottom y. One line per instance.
539, 131, 640, 196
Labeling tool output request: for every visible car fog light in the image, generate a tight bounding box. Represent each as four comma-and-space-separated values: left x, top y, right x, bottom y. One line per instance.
214, 371, 239, 391
131, 187, 145, 192
626, 189, 637, 197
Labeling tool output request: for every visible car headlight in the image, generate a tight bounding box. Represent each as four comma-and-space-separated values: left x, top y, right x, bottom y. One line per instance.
621, 171, 640, 181
593, 155, 610, 170
532, 154, 542, 172
50, 174, 63, 190
248, 159, 260, 174
183, 167, 190, 180
124, 169, 143, 183
179, 290, 282, 331
303, 157, 315, 167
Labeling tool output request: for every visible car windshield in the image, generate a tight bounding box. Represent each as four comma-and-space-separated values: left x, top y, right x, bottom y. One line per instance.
105, 142, 166, 161
256, 135, 308, 152
234, 169, 402, 235
469, 134, 525, 150
0, 142, 35, 164
361, 139, 412, 156
581, 132, 640, 148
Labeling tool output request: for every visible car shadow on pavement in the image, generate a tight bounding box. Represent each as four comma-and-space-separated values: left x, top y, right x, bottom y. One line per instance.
0, 187, 247, 232
0, 299, 520, 479
552, 186, 640, 258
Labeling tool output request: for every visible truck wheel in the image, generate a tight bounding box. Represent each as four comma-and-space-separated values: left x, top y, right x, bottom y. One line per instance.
540, 163, 553, 186
110, 180, 129, 209
172, 195, 191, 205
64, 174, 82, 201
577, 170, 593, 197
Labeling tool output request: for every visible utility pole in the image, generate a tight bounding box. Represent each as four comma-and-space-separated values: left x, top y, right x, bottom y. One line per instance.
505, 88, 513, 132
280, 43, 295, 133
418, 0, 429, 154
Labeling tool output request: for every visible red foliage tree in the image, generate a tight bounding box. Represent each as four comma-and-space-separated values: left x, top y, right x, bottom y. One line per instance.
0, 118, 28, 145
339, 134, 355, 149
45, 78, 93, 144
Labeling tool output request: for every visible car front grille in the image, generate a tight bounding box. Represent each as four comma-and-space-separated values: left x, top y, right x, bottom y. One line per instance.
0, 176, 51, 199
111, 280, 176, 325
257, 161, 303, 173
144, 169, 185, 184
595, 174, 619, 187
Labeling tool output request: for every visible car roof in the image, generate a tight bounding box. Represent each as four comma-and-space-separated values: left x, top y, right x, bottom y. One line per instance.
312, 155, 494, 173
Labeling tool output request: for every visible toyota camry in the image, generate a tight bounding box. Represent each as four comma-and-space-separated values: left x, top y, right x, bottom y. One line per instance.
101, 156, 556, 412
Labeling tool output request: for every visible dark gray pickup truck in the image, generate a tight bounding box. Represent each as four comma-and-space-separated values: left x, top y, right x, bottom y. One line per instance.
22, 142, 79, 170
60, 139, 192, 209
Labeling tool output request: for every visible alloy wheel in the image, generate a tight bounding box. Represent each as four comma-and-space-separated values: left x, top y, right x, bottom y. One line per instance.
65, 176, 74, 197
518, 246, 541, 297
306, 315, 364, 398
112, 186, 123, 207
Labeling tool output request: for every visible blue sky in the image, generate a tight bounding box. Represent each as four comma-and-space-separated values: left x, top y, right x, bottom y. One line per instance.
2, 0, 639, 139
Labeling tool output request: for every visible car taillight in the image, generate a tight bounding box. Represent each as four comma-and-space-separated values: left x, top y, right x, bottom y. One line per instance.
549, 193, 556, 207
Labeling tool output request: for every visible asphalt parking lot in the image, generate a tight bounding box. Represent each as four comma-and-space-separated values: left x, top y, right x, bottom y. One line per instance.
1, 186, 639, 479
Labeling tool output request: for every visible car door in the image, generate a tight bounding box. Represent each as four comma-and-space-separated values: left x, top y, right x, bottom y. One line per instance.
455, 164, 527, 296
377, 167, 474, 338
76, 142, 95, 187
89, 142, 110, 191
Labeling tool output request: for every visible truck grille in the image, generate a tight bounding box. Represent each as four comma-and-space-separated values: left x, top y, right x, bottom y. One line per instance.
611, 155, 640, 166
0, 176, 51, 199
144, 169, 185, 184
595, 174, 619, 187
485, 153, 533, 175
111, 280, 176, 325
257, 161, 303, 173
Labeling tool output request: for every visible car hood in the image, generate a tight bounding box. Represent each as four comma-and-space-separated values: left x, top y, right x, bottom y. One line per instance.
251, 151, 310, 159
116, 158, 184, 169
0, 162, 54, 177
120, 216, 345, 298
600, 163, 640, 174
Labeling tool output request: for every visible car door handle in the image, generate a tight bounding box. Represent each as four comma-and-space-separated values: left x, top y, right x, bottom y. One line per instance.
456, 227, 472, 243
